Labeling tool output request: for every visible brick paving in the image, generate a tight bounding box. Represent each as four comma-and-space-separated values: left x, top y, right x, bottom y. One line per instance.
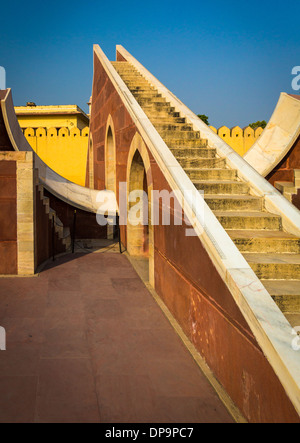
0, 252, 233, 423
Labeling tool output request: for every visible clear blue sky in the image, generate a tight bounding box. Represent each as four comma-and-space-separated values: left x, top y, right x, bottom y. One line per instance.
1, 0, 299, 128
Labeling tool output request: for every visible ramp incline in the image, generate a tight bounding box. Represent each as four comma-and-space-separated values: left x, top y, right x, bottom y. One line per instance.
91, 44, 300, 416
111, 60, 300, 325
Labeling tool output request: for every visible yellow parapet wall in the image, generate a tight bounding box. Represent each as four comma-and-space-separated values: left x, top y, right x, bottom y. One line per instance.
23, 127, 89, 186
209, 125, 264, 156
15, 104, 90, 186
15, 104, 89, 130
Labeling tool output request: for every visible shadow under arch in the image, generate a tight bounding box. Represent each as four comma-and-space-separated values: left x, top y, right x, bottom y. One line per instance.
105, 116, 117, 240
126, 132, 154, 286
105, 115, 116, 195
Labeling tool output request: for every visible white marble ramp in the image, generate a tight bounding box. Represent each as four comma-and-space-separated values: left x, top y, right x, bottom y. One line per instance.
244, 93, 300, 177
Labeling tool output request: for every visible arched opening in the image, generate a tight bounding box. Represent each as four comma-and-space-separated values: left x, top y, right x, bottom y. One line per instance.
105, 118, 117, 240
128, 150, 149, 256
105, 125, 116, 194
126, 136, 154, 286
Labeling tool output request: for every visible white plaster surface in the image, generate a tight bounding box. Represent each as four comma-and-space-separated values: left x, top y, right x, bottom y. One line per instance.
244, 93, 300, 177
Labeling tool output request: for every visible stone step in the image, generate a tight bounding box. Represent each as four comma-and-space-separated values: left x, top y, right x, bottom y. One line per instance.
261, 280, 300, 312
275, 181, 295, 194
132, 91, 162, 99
128, 84, 155, 90
142, 104, 178, 114
154, 123, 194, 132
49, 209, 63, 238
167, 139, 208, 148
116, 73, 145, 79
114, 70, 138, 75
193, 181, 250, 195
244, 253, 300, 280
119, 73, 146, 78
62, 227, 71, 249
112, 64, 136, 69
111, 61, 132, 65
205, 195, 263, 211
228, 230, 300, 253
141, 103, 176, 113
42, 197, 50, 213
111, 66, 138, 73
285, 313, 300, 328
185, 168, 237, 181
122, 77, 150, 82
124, 76, 151, 81
214, 211, 282, 230
145, 110, 184, 120
136, 96, 167, 104
172, 147, 215, 158
123, 80, 145, 86
149, 116, 186, 124
115, 73, 142, 80
160, 130, 201, 140
178, 157, 227, 168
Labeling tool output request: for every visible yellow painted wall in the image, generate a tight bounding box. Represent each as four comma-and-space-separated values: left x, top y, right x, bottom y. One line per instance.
209, 125, 264, 156
16, 105, 89, 130
24, 127, 89, 186
18, 115, 88, 130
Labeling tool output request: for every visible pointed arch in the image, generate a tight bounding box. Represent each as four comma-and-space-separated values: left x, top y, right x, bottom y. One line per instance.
126, 132, 154, 286
105, 115, 116, 195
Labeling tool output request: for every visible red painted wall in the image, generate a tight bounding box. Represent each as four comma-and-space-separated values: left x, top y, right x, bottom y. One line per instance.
89, 50, 300, 422
267, 135, 300, 185
0, 160, 17, 274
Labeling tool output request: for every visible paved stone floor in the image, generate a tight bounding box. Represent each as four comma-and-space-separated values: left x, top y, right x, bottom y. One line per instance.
0, 251, 233, 423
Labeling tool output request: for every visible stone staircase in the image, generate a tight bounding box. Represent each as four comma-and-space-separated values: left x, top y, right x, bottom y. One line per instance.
37, 180, 71, 251
275, 170, 300, 208
112, 61, 300, 326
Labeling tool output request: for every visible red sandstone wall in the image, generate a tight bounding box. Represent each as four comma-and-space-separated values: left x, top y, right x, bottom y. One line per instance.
116, 52, 127, 62
151, 163, 299, 423
0, 160, 17, 274
89, 55, 136, 193
89, 50, 300, 422
267, 135, 300, 185
88, 53, 137, 244
266, 135, 300, 211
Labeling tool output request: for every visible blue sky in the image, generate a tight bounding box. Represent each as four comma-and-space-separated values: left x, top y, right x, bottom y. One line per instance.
0, 0, 299, 128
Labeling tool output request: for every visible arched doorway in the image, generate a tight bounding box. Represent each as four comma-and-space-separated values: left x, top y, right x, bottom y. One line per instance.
105, 117, 117, 239
126, 133, 154, 286
105, 117, 116, 194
